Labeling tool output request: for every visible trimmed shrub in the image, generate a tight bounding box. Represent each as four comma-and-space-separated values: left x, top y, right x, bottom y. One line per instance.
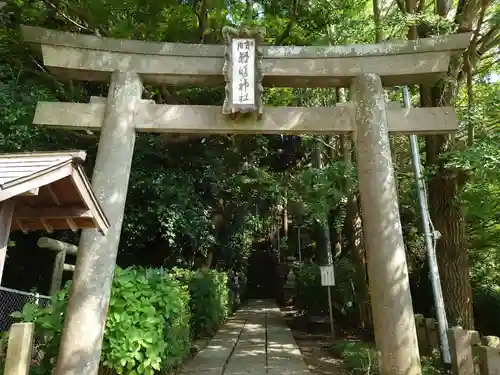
103, 267, 191, 374
9, 267, 191, 375
172, 268, 229, 338
5, 266, 231, 374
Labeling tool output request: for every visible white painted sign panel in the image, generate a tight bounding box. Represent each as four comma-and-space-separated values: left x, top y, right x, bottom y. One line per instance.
320, 265, 335, 286
231, 38, 255, 105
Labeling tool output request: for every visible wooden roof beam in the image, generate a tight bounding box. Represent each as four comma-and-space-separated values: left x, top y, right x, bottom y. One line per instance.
40, 218, 54, 233
15, 205, 93, 220
33, 101, 459, 135
19, 188, 39, 197
69, 168, 109, 234
46, 185, 78, 232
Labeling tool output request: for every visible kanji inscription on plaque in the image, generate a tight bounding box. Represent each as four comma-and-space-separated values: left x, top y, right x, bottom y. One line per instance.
232, 38, 255, 105
222, 26, 265, 118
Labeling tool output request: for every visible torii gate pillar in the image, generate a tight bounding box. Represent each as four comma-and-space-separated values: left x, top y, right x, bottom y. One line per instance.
54, 71, 143, 375
353, 73, 421, 375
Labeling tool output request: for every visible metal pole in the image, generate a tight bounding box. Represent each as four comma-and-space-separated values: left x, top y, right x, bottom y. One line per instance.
327, 286, 335, 341
324, 222, 335, 342
402, 86, 451, 364
297, 226, 302, 269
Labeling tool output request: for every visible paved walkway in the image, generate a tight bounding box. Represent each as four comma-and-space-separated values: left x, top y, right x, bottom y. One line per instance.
181, 300, 311, 375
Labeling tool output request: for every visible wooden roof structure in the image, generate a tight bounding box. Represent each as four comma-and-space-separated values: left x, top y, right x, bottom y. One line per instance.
0, 151, 109, 234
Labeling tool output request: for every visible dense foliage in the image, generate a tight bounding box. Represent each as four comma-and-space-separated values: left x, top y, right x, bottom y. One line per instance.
294, 261, 356, 319
171, 268, 229, 338
0, 0, 499, 371
330, 340, 442, 375
2, 267, 229, 375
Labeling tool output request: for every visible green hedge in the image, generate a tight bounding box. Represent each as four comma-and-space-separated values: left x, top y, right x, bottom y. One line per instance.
4, 266, 230, 375
171, 268, 229, 338
103, 267, 191, 373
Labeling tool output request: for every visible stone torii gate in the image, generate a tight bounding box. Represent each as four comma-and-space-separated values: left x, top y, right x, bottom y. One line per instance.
22, 25, 470, 375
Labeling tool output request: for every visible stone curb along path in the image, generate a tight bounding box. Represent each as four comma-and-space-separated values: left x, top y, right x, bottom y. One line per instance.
180, 300, 311, 375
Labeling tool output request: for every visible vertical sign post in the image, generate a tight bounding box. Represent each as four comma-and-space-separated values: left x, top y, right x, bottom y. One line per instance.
222, 26, 265, 119
320, 265, 335, 341
297, 226, 302, 270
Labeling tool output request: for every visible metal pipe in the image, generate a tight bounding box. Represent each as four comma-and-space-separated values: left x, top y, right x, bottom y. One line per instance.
402, 86, 451, 364
327, 285, 335, 341
297, 226, 302, 268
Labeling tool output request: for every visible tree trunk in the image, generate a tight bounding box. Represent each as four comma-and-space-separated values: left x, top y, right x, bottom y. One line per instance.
312, 140, 332, 265
422, 85, 474, 329
341, 134, 372, 329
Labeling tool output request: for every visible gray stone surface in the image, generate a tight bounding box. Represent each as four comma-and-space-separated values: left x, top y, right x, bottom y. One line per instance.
33, 101, 459, 135
21, 25, 470, 58
180, 318, 245, 374
180, 300, 311, 375
352, 73, 421, 375
21, 25, 471, 88
53, 71, 143, 375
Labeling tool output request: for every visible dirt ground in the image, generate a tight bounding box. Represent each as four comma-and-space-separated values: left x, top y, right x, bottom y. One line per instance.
282, 309, 348, 375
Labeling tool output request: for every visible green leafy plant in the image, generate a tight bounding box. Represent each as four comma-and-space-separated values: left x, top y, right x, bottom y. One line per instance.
295, 260, 356, 318
8, 285, 70, 374
330, 340, 442, 375
102, 267, 191, 374
9, 267, 192, 375
171, 268, 229, 338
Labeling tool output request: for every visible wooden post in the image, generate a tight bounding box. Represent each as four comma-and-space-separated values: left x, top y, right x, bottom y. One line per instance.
425, 318, 440, 353
50, 250, 67, 295
38, 237, 78, 295
4, 322, 34, 375
54, 71, 143, 375
415, 314, 430, 356
352, 73, 421, 375
0, 199, 15, 285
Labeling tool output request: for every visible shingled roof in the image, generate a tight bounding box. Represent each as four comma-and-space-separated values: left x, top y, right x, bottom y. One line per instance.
0, 151, 109, 234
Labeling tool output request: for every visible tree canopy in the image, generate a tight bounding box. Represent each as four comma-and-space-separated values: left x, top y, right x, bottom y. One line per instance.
0, 0, 499, 335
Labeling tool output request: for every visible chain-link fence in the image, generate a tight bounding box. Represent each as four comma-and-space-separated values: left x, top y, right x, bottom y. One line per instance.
0, 286, 51, 332
0, 287, 52, 364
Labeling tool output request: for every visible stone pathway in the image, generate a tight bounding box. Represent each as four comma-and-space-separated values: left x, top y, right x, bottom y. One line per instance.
180, 300, 311, 375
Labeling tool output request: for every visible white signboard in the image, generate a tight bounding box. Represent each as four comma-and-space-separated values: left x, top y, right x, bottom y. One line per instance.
320, 265, 335, 286
231, 38, 255, 105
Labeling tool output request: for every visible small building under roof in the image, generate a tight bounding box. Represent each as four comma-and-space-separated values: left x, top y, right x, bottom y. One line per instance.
0, 150, 110, 283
